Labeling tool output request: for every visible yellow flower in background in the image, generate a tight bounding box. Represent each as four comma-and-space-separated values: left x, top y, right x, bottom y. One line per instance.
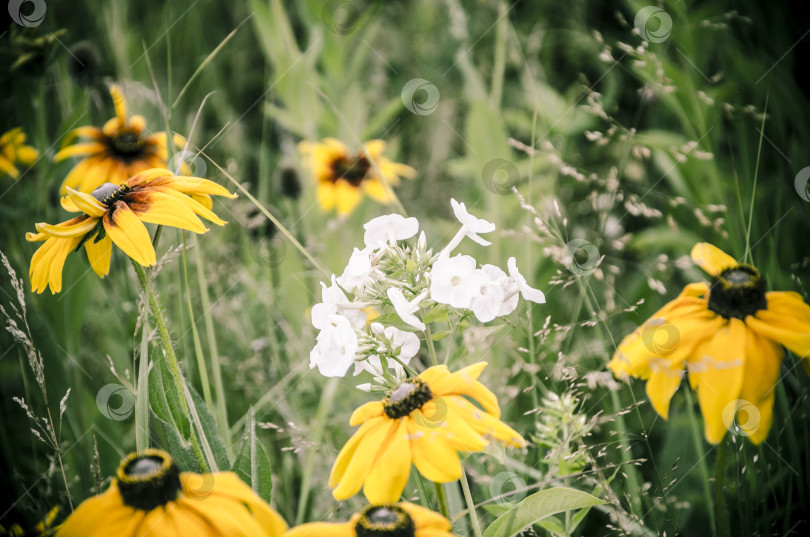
298, 138, 416, 215
0, 127, 38, 179
26, 168, 235, 294
54, 85, 184, 194
56, 449, 287, 537
608, 243, 810, 445
330, 362, 526, 504
284, 503, 456, 537
0, 506, 59, 536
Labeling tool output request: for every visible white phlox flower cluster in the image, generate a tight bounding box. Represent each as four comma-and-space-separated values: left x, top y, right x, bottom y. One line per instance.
308, 199, 547, 387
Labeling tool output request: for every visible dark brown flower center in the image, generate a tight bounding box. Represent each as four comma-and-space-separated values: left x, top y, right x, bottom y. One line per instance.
331, 155, 371, 186
707, 264, 767, 319
107, 128, 146, 161
117, 450, 182, 511
383, 379, 433, 419
91, 182, 130, 206
354, 505, 416, 537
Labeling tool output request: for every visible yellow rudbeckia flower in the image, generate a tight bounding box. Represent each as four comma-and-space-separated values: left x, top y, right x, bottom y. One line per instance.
54, 85, 184, 194
284, 503, 456, 537
0, 127, 38, 179
608, 242, 810, 445
26, 168, 235, 294
56, 449, 287, 537
298, 138, 416, 215
330, 362, 526, 504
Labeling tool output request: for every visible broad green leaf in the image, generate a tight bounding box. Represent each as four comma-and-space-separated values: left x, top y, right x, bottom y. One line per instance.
232, 407, 274, 504
188, 384, 231, 471
149, 355, 191, 440
482, 487, 604, 537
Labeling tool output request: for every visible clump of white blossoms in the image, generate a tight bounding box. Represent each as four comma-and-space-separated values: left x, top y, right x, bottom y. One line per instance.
309, 200, 546, 388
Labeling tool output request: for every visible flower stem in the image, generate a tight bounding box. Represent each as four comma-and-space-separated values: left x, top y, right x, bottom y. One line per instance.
434, 481, 451, 519
460, 465, 483, 537
684, 388, 716, 534
422, 311, 440, 367
714, 437, 729, 537
131, 259, 210, 473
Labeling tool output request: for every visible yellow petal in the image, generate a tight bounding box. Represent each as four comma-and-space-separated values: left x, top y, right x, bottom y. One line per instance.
85, 235, 113, 278
363, 419, 412, 504
734, 330, 783, 444
332, 418, 394, 500
645, 363, 685, 419
427, 362, 500, 417
103, 201, 156, 266
334, 181, 364, 215
109, 85, 127, 126
409, 419, 463, 482
687, 318, 747, 444
745, 291, 810, 359
400, 502, 453, 531
16, 146, 38, 166
29, 236, 81, 294
35, 216, 97, 238
159, 175, 237, 199
132, 190, 208, 233
0, 155, 19, 178
690, 243, 737, 276
66, 187, 107, 217
350, 401, 384, 426
329, 418, 381, 489
54, 142, 106, 162
362, 178, 394, 205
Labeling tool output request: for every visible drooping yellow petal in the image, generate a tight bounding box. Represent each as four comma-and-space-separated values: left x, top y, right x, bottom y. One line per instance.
687, 318, 746, 444
334, 181, 364, 215
102, 201, 156, 266
690, 243, 737, 276
734, 329, 783, 445
85, 235, 113, 278
363, 419, 412, 504
29, 236, 82, 294
332, 419, 394, 500
645, 361, 685, 419
66, 187, 107, 217
35, 216, 97, 238
409, 419, 463, 483
329, 418, 381, 489
745, 291, 810, 360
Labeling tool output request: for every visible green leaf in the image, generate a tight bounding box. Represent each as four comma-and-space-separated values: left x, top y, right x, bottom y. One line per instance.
149, 354, 191, 440
156, 417, 202, 472
188, 384, 231, 471
430, 330, 452, 341
232, 407, 274, 504
422, 306, 448, 324
482, 487, 604, 537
